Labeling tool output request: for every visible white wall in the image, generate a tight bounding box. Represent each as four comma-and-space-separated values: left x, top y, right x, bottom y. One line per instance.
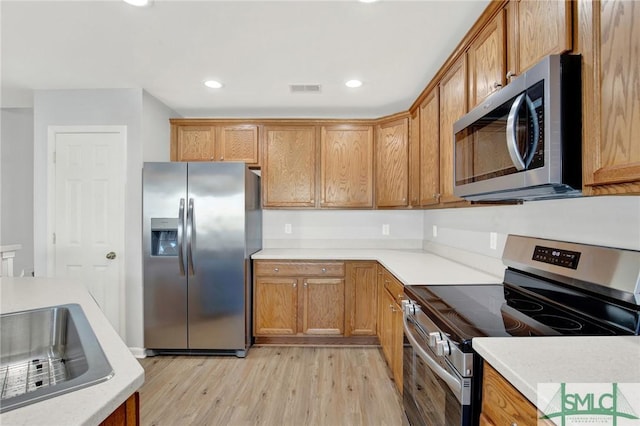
422, 196, 640, 276
126, 91, 177, 350
1, 108, 34, 276
263, 209, 424, 249
33, 89, 177, 350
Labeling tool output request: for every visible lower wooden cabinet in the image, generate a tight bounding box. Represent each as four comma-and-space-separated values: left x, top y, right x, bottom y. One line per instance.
377, 266, 404, 393
253, 260, 381, 345
100, 392, 139, 426
253, 261, 346, 342
481, 362, 552, 426
345, 261, 378, 336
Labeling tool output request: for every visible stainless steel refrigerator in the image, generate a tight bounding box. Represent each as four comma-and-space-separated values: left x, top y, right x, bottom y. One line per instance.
142, 162, 261, 357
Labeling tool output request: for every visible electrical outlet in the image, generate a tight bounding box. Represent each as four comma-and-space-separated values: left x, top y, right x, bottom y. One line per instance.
490, 232, 497, 250
284, 224, 292, 234
432, 225, 438, 238
382, 224, 390, 235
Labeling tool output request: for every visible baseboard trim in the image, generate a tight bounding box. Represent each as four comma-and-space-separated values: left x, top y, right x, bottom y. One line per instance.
129, 347, 147, 358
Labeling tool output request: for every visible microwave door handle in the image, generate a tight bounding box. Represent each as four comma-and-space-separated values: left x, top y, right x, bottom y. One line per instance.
523, 94, 540, 168
506, 93, 527, 171
186, 198, 195, 275
403, 314, 464, 402
177, 198, 186, 276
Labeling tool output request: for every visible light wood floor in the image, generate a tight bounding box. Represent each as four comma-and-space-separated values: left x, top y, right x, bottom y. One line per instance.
138, 346, 404, 426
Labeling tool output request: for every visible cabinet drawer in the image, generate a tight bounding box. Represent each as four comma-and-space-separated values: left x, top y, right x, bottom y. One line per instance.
255, 261, 345, 277
383, 272, 404, 303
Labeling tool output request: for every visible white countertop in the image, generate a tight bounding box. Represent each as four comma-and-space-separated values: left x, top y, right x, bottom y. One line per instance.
0, 277, 144, 426
252, 248, 503, 285
473, 336, 640, 405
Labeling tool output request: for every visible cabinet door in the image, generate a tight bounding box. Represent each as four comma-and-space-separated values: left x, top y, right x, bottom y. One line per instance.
581, 0, 640, 194
408, 110, 420, 207
379, 286, 394, 368
217, 125, 259, 165
376, 118, 409, 207
176, 126, 215, 161
263, 126, 317, 207
345, 261, 378, 336
481, 362, 538, 426
468, 9, 506, 108
439, 56, 469, 205
419, 90, 441, 206
254, 277, 298, 335
507, 0, 572, 77
320, 125, 374, 208
301, 278, 345, 335
391, 299, 403, 393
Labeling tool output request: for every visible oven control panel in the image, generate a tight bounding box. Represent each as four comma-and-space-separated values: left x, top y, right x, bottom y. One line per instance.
532, 245, 581, 269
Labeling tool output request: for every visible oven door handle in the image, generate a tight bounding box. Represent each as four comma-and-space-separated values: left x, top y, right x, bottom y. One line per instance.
403, 314, 464, 402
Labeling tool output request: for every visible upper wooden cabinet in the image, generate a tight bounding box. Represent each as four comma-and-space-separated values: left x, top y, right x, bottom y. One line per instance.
418, 90, 441, 206
218, 125, 259, 163
439, 56, 470, 206
506, 0, 572, 79
468, 9, 507, 108
262, 126, 317, 207
580, 0, 640, 194
175, 126, 216, 162
376, 118, 409, 208
320, 125, 374, 208
171, 121, 260, 166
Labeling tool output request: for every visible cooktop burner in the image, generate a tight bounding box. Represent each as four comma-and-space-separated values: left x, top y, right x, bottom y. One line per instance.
404, 276, 635, 346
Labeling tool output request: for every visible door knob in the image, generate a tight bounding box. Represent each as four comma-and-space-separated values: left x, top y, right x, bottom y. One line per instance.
106, 251, 116, 260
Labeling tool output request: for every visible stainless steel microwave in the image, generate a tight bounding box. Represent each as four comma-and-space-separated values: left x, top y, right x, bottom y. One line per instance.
453, 54, 582, 202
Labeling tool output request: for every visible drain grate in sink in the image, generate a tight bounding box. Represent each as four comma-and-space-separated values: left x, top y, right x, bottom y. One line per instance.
0, 357, 68, 400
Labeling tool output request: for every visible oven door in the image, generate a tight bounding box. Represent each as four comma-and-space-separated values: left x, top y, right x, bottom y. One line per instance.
403, 313, 472, 426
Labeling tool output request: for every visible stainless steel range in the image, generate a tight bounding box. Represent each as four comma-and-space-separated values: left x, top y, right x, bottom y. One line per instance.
402, 234, 640, 426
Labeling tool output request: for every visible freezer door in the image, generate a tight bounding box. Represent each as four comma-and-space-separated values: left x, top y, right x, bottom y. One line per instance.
187, 162, 248, 350
143, 162, 188, 349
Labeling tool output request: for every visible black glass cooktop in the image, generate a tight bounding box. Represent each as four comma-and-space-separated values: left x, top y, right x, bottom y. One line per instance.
404, 270, 639, 346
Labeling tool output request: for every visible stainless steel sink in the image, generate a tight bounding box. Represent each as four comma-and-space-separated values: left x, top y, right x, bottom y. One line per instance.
0, 304, 114, 412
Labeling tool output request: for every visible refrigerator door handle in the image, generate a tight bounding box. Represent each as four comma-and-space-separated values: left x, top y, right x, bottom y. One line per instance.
186, 198, 195, 275
178, 198, 186, 276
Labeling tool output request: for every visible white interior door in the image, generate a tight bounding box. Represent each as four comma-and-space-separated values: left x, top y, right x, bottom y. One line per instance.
50, 127, 126, 335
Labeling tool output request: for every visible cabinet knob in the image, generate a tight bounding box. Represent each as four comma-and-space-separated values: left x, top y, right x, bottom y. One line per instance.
210, 156, 214, 160
293, 282, 296, 288
433, 193, 441, 200
493, 82, 503, 89
274, 267, 279, 272
304, 281, 308, 288
506, 70, 517, 81
220, 156, 224, 161
321, 268, 327, 273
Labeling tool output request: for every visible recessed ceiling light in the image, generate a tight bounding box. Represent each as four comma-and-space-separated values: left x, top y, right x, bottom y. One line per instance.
345, 80, 363, 88
359, 0, 379, 3
204, 80, 223, 89
123, 0, 151, 6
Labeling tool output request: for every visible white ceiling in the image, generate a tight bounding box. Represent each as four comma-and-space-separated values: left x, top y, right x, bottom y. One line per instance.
1, 0, 490, 118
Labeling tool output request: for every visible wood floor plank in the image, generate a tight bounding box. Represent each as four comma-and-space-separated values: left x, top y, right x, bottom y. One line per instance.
138, 347, 403, 426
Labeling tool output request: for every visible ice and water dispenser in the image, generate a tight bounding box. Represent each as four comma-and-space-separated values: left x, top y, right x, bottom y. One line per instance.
150, 218, 179, 256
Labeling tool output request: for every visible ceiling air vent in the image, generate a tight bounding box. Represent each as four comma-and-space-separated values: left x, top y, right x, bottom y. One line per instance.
290, 84, 322, 94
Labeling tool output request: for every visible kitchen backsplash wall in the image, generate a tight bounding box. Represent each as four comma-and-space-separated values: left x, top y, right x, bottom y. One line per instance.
423, 196, 640, 276
263, 209, 424, 249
